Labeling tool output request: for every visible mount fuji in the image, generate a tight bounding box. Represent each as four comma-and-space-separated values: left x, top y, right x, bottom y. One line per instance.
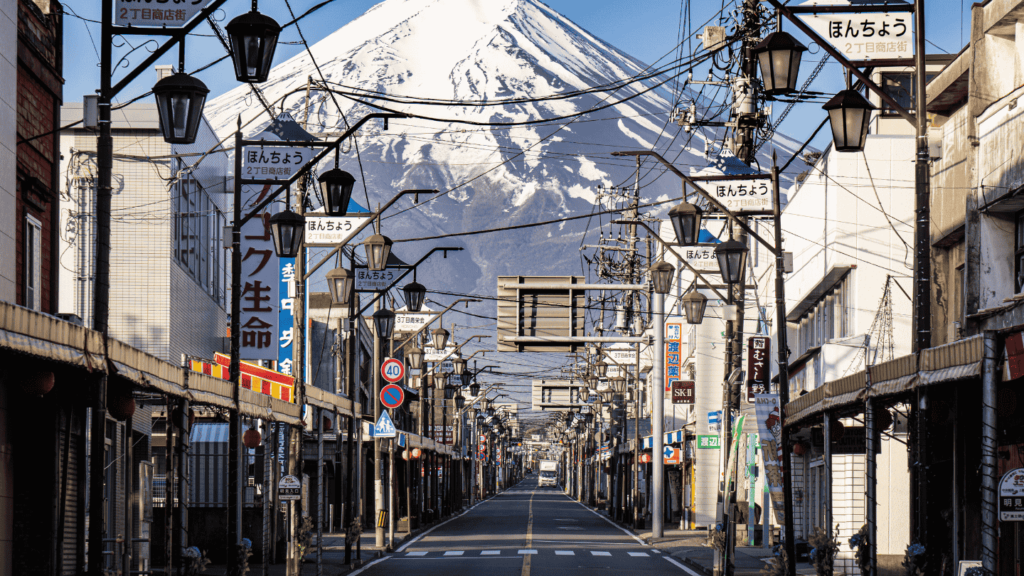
205, 0, 802, 297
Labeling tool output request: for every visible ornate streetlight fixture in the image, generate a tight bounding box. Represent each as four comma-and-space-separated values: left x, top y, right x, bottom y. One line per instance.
681, 290, 708, 325
823, 88, 875, 153
152, 72, 209, 144
269, 209, 304, 258
668, 201, 703, 246
225, 3, 281, 83
752, 31, 808, 96
363, 233, 393, 271
317, 167, 356, 216
595, 360, 609, 379
452, 357, 467, 376
431, 327, 449, 352
403, 281, 426, 312
715, 238, 748, 285
650, 261, 675, 295
372, 309, 396, 340
325, 267, 353, 306
406, 346, 424, 371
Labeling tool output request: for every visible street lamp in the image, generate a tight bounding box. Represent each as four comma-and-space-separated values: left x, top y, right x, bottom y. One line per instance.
318, 168, 356, 216
406, 346, 424, 371
469, 381, 480, 397
152, 72, 209, 144
363, 233, 393, 271
668, 201, 703, 246
434, 373, 447, 391
372, 309, 396, 340
649, 261, 675, 295
612, 377, 627, 394
752, 31, 807, 96
269, 209, 305, 258
403, 281, 426, 312
823, 88, 875, 152
452, 357, 467, 376
715, 238, 748, 285
595, 360, 609, 378
325, 267, 353, 306
681, 290, 708, 325
225, 5, 282, 83
460, 372, 472, 388
455, 393, 466, 410
431, 327, 450, 351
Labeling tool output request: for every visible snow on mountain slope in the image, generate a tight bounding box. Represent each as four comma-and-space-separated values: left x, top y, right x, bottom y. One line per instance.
205, 0, 802, 297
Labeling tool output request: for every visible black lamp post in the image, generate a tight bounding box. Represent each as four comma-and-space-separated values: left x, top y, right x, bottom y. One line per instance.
715, 238, 748, 285
318, 168, 356, 216
225, 5, 281, 83
372, 309, 396, 340
325, 267, 353, 306
431, 327, 449, 351
650, 261, 675, 295
363, 233, 393, 271
752, 31, 808, 96
152, 72, 209, 144
403, 281, 426, 312
681, 290, 708, 325
823, 88, 875, 152
407, 346, 424, 371
668, 201, 703, 246
269, 209, 305, 258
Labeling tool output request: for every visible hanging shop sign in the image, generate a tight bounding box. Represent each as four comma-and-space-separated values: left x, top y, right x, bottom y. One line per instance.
665, 320, 683, 394
303, 216, 374, 247
241, 146, 313, 180
703, 179, 772, 213
355, 266, 400, 292
797, 3, 912, 60
680, 245, 720, 272
115, 0, 215, 27
1000, 468, 1024, 521
278, 474, 301, 501
697, 435, 721, 449
672, 381, 695, 405
747, 336, 770, 402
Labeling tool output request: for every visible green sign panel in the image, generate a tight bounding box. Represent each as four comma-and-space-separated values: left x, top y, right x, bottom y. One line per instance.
697, 435, 721, 449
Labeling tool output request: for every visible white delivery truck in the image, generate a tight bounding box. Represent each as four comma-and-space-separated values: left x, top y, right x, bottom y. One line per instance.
538, 460, 557, 487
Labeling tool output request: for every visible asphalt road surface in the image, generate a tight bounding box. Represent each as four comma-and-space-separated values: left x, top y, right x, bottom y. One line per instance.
351, 474, 699, 576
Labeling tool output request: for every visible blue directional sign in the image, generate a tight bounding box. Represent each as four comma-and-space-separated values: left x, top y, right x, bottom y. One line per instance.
373, 411, 397, 438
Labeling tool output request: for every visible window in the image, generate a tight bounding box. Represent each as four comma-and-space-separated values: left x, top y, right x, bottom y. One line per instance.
1016, 211, 1024, 293
880, 72, 937, 115
24, 214, 42, 310
174, 160, 225, 304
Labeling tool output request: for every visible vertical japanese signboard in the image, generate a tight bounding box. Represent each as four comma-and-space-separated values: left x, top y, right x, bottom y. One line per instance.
798, 4, 912, 60
747, 336, 770, 402
665, 320, 683, 394
240, 183, 280, 360
278, 258, 295, 376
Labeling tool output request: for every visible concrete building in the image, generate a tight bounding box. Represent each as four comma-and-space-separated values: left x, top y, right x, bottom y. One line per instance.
0, 0, 16, 303
58, 68, 229, 361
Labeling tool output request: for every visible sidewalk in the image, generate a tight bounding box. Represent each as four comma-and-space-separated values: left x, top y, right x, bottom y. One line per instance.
590, 511, 816, 576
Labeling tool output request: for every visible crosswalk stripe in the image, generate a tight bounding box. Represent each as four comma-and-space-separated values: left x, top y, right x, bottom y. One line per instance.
444, 551, 464, 556
555, 551, 574, 556
518, 549, 537, 555
628, 552, 649, 557
481, 550, 501, 555
591, 551, 612, 556
405, 551, 427, 556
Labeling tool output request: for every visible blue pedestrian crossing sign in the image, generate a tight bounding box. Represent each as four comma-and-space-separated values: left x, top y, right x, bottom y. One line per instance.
373, 411, 397, 438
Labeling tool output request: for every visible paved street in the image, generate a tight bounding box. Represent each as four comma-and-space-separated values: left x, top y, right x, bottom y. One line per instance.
352, 475, 697, 576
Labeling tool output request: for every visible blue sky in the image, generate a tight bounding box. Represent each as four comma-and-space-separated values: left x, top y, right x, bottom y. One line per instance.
59, 0, 975, 154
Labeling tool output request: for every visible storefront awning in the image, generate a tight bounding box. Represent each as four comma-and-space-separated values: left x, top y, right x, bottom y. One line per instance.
918, 335, 983, 385
642, 429, 686, 449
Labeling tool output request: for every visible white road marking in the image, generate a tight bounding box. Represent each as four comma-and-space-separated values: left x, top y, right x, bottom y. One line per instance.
444, 551, 464, 556
347, 556, 390, 575
481, 550, 501, 555
591, 551, 612, 556
665, 556, 702, 575
652, 549, 662, 554
572, 500, 647, 545
628, 552, 650, 557
396, 499, 487, 552
555, 551, 575, 556
405, 551, 428, 556
518, 549, 537, 555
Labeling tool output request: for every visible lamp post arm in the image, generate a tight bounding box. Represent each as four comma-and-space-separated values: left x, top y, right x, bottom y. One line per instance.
241, 115, 410, 229
355, 247, 465, 316
610, 151, 777, 255
613, 219, 728, 301
392, 299, 482, 351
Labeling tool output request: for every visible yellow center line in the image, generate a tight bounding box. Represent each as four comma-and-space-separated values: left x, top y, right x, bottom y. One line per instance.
522, 489, 535, 576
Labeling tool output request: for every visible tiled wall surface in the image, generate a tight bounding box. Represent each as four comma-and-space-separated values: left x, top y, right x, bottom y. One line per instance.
0, 0, 16, 304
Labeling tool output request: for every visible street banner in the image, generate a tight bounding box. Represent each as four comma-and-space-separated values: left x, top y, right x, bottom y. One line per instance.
665, 320, 683, 393
746, 336, 770, 402
754, 394, 786, 524
723, 415, 746, 498
797, 2, 912, 60
115, 0, 214, 27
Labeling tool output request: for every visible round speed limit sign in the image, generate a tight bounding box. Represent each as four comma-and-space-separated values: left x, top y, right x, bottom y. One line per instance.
381, 358, 405, 383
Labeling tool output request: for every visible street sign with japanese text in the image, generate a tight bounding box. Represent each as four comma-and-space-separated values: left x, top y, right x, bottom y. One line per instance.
355, 267, 400, 292
241, 146, 313, 180
602, 343, 637, 379
115, 0, 214, 27
672, 381, 694, 405
1000, 468, 1024, 521
395, 306, 435, 334
697, 435, 721, 449
278, 259, 295, 376
665, 320, 683, 394
278, 474, 301, 501
679, 245, 720, 272
303, 216, 373, 247
705, 179, 772, 213
797, 2, 912, 60
747, 336, 770, 402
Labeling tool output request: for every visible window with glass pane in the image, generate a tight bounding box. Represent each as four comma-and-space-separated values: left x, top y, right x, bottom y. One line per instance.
881, 72, 937, 115
25, 214, 42, 310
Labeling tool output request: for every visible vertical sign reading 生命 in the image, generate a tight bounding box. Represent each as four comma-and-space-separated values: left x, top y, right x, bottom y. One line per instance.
239, 182, 280, 360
